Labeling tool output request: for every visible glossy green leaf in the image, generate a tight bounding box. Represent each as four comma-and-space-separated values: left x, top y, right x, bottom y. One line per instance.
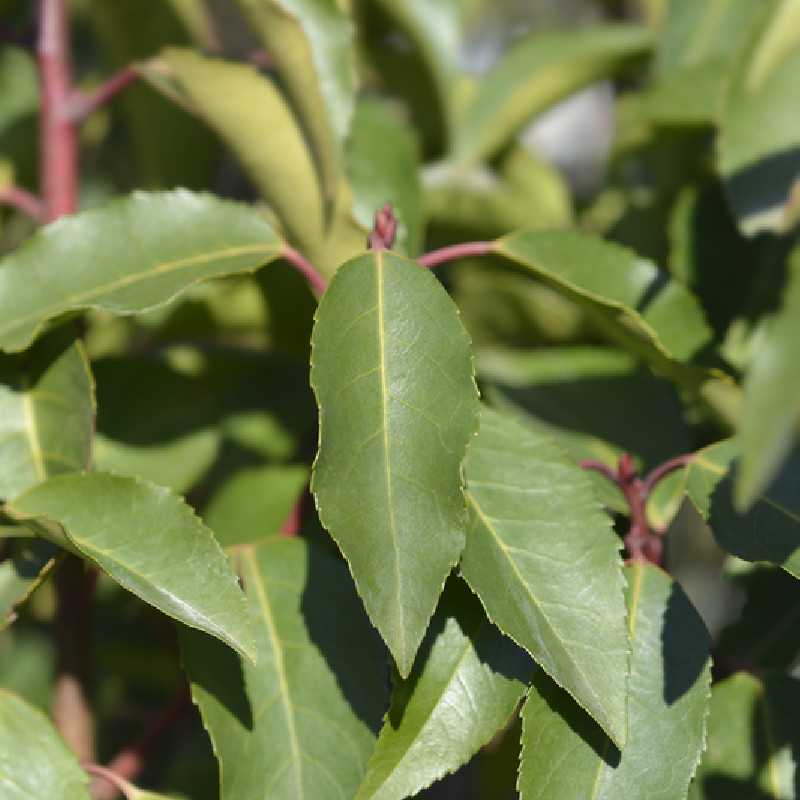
144, 50, 325, 262
234, 0, 356, 202
454, 25, 652, 165
519, 563, 712, 800
181, 537, 388, 800
736, 248, 800, 508
355, 578, 532, 800
345, 98, 423, 256
493, 230, 716, 387
203, 464, 308, 547
0, 190, 283, 353
719, 0, 800, 235
0, 538, 58, 630
0, 330, 94, 499
8, 472, 256, 662
462, 406, 629, 747
311, 250, 479, 676
646, 0, 763, 125
0, 688, 90, 799
690, 673, 800, 799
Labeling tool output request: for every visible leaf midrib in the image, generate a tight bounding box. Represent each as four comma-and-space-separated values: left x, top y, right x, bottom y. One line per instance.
19, 376, 45, 482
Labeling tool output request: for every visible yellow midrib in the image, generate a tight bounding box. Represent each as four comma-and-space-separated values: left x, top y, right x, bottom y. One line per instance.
20, 377, 45, 481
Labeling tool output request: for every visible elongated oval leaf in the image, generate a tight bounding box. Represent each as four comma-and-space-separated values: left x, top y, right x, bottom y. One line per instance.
690, 673, 800, 799
7, 472, 256, 662
0, 688, 90, 799
461, 405, 629, 747
519, 563, 712, 800
311, 250, 479, 676
0, 190, 282, 353
356, 578, 532, 800
0, 538, 59, 630
181, 537, 388, 800
454, 25, 652, 165
234, 0, 356, 202
0, 329, 94, 498
493, 230, 717, 389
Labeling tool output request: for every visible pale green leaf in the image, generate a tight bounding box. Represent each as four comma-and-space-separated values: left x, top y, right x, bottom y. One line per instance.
736, 248, 800, 508
690, 673, 800, 799
203, 464, 309, 547
0, 46, 37, 135
0, 688, 90, 800
235, 0, 356, 201
0, 329, 94, 498
719, 0, 800, 235
462, 406, 629, 747
519, 563, 712, 800
0, 538, 59, 630
355, 578, 532, 800
181, 537, 388, 800
0, 190, 283, 353
454, 25, 652, 165
310, 251, 479, 676
8, 472, 256, 662
143, 50, 325, 261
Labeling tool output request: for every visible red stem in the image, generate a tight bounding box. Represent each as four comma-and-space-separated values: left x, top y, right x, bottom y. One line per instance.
643, 453, 693, 493
67, 65, 139, 123
0, 184, 46, 221
417, 241, 494, 269
83, 765, 134, 800
282, 245, 327, 296
38, 0, 78, 221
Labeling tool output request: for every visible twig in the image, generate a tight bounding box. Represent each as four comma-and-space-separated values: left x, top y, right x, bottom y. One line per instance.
84, 765, 134, 800
368, 203, 397, 251
417, 241, 494, 269
643, 453, 693, 493
66, 65, 139, 123
0, 184, 46, 222
282, 245, 327, 297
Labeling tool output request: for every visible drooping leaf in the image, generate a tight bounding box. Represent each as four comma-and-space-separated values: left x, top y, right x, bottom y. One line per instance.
461, 406, 629, 746
310, 250, 479, 676
454, 25, 652, 166
0, 191, 283, 353
690, 673, 800, 799
355, 578, 532, 800
519, 563, 712, 800
203, 464, 309, 547
142, 50, 326, 263
181, 537, 388, 800
0, 329, 94, 499
345, 98, 423, 256
719, 0, 800, 235
0, 538, 58, 630
7, 472, 256, 662
646, 0, 764, 125
736, 248, 800, 508
0, 688, 91, 799
234, 0, 357, 202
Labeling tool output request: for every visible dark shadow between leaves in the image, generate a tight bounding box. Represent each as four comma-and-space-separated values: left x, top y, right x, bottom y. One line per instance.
661, 581, 711, 705
300, 543, 390, 736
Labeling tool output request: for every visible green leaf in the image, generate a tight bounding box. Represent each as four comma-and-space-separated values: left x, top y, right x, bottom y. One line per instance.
8, 472, 256, 662
493, 230, 718, 389
234, 0, 356, 202
690, 673, 800, 799
0, 46, 37, 135
144, 50, 325, 262
461, 406, 629, 747
181, 537, 388, 800
454, 25, 652, 165
646, 0, 764, 125
0, 329, 94, 499
718, 0, 800, 235
310, 250, 479, 676
0, 688, 90, 799
355, 578, 532, 800
0, 538, 58, 630
519, 563, 712, 800
736, 248, 800, 508
203, 464, 308, 547
345, 98, 423, 256
0, 190, 283, 353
